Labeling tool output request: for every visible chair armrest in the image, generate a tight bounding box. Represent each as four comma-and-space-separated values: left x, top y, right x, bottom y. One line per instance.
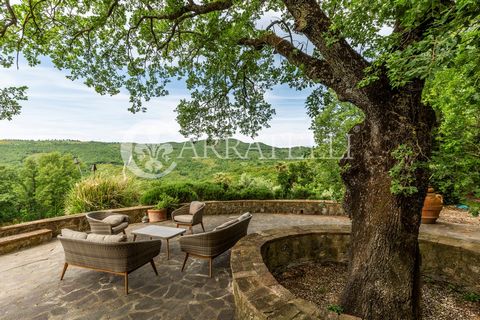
179, 217, 250, 257
179, 232, 218, 257
171, 205, 189, 221
191, 206, 205, 225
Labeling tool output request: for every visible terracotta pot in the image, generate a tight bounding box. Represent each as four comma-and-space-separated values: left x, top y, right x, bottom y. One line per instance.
421, 187, 443, 224
147, 209, 167, 222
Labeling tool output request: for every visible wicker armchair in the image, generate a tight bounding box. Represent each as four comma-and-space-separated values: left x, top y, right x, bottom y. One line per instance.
86, 211, 129, 235
58, 235, 161, 294
179, 214, 252, 277
171, 202, 206, 233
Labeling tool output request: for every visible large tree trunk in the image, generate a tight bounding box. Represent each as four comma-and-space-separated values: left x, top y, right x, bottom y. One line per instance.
339, 80, 436, 319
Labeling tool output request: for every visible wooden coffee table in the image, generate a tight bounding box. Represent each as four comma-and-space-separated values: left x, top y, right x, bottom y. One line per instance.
132, 225, 186, 260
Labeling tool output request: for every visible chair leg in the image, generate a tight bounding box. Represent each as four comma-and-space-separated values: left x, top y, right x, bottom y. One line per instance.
150, 260, 158, 276
124, 273, 129, 295
181, 253, 189, 272
60, 262, 68, 280
209, 258, 213, 278
200, 222, 205, 232
122, 229, 126, 235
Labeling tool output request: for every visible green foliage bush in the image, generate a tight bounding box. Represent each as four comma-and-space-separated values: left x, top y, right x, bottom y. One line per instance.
154, 194, 179, 210
276, 160, 344, 201
463, 292, 480, 303
234, 185, 275, 200
0, 152, 80, 224
290, 185, 318, 199
467, 201, 480, 218
141, 175, 280, 204
65, 175, 140, 214
140, 182, 199, 205
192, 182, 227, 200
0, 165, 19, 224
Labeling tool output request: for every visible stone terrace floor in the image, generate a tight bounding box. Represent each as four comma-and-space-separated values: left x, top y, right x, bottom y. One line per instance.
1, 214, 479, 320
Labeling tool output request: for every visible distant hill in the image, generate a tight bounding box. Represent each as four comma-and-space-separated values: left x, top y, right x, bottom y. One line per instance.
0, 139, 311, 165
0, 139, 312, 182
0, 140, 123, 165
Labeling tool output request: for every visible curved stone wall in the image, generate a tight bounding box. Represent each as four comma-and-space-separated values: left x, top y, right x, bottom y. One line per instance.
231, 225, 480, 320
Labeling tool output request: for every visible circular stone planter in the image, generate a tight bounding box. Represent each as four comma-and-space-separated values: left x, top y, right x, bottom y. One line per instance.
231, 224, 480, 320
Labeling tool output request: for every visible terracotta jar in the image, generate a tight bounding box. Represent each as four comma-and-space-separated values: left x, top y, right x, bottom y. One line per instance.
421, 187, 443, 224
147, 208, 167, 222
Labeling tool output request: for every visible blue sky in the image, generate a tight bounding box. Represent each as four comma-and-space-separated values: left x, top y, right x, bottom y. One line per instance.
0, 58, 315, 147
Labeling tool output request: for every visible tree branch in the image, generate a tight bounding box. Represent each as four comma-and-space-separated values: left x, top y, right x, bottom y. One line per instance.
239, 33, 336, 88
281, 0, 375, 108
0, 0, 17, 37
130, 0, 233, 31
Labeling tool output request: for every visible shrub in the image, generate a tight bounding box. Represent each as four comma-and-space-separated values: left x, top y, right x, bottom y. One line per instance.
192, 182, 226, 200
141, 182, 198, 204
64, 175, 140, 214
463, 292, 480, 303
238, 186, 275, 200
212, 172, 232, 189
290, 184, 318, 199
468, 201, 480, 217
154, 194, 179, 210
141, 179, 278, 203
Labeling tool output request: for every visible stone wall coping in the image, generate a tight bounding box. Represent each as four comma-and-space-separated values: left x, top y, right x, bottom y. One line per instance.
0, 228, 52, 245
0, 206, 153, 233
203, 200, 340, 204
0, 200, 343, 237
231, 224, 480, 320
0, 228, 53, 255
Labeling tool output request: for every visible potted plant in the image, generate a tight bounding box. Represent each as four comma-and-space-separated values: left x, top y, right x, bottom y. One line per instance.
147, 194, 179, 222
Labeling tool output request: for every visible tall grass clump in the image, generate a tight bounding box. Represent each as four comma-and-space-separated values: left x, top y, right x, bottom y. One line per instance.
65, 175, 140, 214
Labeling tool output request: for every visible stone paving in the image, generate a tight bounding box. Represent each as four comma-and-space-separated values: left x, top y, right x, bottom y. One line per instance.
0, 214, 478, 320
0, 214, 347, 320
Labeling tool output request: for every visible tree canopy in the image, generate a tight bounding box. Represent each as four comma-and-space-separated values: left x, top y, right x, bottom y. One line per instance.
1, 0, 478, 137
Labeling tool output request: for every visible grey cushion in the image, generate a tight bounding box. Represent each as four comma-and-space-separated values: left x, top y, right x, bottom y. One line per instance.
237, 212, 251, 221
86, 233, 126, 243
174, 215, 193, 223
102, 214, 127, 226
61, 228, 88, 240
213, 219, 237, 231
112, 222, 129, 234
189, 201, 204, 214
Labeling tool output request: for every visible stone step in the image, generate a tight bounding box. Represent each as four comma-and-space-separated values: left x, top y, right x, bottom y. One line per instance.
0, 229, 53, 255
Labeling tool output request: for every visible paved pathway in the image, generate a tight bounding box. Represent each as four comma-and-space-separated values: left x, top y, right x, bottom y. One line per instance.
0, 214, 478, 320
0, 214, 346, 320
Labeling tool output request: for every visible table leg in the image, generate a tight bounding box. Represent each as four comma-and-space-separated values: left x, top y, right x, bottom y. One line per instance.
166, 239, 170, 260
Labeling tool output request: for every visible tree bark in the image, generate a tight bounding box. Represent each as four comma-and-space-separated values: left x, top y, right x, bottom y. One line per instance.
339, 79, 436, 319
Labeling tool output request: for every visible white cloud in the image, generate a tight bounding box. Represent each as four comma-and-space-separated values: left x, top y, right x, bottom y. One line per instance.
0, 63, 315, 147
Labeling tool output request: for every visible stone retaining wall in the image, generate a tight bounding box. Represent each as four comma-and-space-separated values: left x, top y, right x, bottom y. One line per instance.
231, 225, 480, 320
0, 229, 52, 255
0, 206, 153, 238
0, 200, 343, 239
204, 200, 343, 216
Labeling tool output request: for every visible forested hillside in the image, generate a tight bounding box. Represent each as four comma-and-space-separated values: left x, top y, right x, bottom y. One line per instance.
0, 139, 325, 224
0, 139, 310, 165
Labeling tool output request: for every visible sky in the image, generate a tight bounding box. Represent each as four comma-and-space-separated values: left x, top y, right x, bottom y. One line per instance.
0, 58, 315, 148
